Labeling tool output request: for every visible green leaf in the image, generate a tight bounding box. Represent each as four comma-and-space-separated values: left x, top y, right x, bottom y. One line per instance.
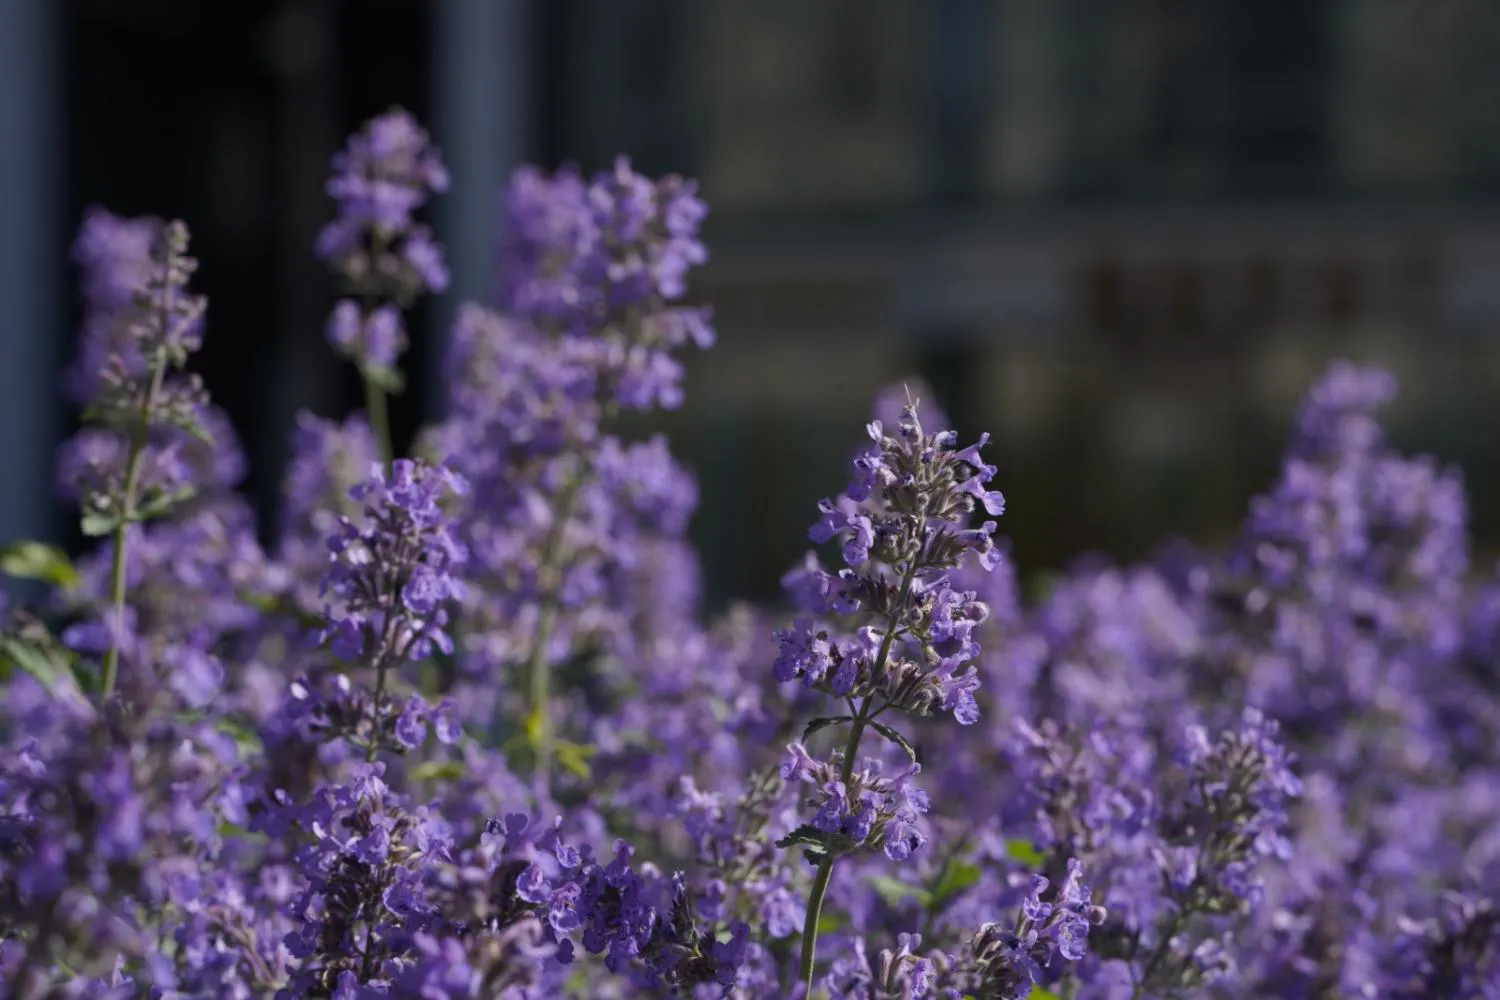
216, 821, 266, 843
556, 739, 596, 780
815, 909, 848, 935
214, 716, 264, 756
930, 858, 983, 907
776, 824, 827, 851
802, 715, 853, 741
1006, 837, 1046, 867
410, 759, 468, 783
134, 486, 197, 523
361, 362, 406, 395
0, 635, 69, 691
177, 417, 215, 446
816, 917, 852, 941
0, 615, 89, 696
1030, 989, 1061, 1000
866, 874, 932, 908
869, 720, 918, 763
81, 511, 121, 537
239, 589, 324, 629
0, 542, 80, 590
777, 823, 830, 866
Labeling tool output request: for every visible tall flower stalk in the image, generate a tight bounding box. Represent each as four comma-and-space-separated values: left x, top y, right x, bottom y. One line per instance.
316, 458, 470, 762
66, 220, 209, 697
435, 157, 713, 791
316, 108, 451, 467
774, 395, 1007, 985
520, 472, 585, 787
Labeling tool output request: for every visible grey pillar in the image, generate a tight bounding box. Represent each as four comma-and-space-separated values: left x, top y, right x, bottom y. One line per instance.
261, 0, 340, 533
0, 0, 59, 561
430, 0, 535, 418
933, 0, 991, 202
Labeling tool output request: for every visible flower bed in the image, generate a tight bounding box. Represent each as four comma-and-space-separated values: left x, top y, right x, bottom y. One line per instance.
0, 109, 1496, 999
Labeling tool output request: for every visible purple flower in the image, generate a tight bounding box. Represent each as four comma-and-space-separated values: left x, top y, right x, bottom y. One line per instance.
495, 158, 714, 411
320, 458, 469, 667
394, 697, 427, 749
432, 703, 462, 745
317, 108, 448, 374
59, 219, 214, 540
775, 396, 1004, 724
29, 99, 1500, 1000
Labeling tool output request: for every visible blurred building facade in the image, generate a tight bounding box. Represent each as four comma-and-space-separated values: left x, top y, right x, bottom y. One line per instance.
10, 0, 1500, 606
553, 0, 1500, 600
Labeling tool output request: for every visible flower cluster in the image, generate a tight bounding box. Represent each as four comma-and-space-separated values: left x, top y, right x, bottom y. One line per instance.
275, 672, 461, 757
947, 861, 1105, 996
1002, 708, 1302, 995
319, 458, 470, 667
781, 743, 930, 863
0, 672, 251, 992
6, 101, 1500, 1000
777, 398, 1002, 726
61, 218, 214, 535
276, 412, 382, 614
1376, 890, 1499, 999
498, 157, 713, 411
317, 107, 449, 375
423, 158, 713, 793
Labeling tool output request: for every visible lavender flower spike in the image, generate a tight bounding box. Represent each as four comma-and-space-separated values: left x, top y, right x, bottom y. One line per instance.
319, 457, 469, 758
779, 394, 1005, 988
317, 107, 450, 462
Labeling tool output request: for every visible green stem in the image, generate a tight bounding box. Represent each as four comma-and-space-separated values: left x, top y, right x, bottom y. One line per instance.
358, 234, 396, 470
100, 344, 168, 700
797, 706, 870, 988
796, 557, 920, 990
364, 372, 393, 469
525, 595, 561, 787
1132, 911, 1187, 998
365, 614, 401, 763
523, 476, 585, 794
